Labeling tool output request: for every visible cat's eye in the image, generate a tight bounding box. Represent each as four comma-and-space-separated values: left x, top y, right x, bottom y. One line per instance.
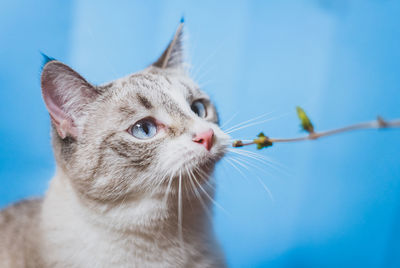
129, 118, 157, 139
191, 100, 207, 118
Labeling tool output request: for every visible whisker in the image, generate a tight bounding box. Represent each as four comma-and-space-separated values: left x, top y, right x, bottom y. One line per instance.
191, 172, 230, 216
226, 116, 277, 134
254, 174, 275, 202
224, 158, 249, 182
228, 156, 274, 201
187, 168, 213, 219
220, 112, 239, 130
196, 79, 214, 89
226, 110, 293, 135
178, 170, 184, 255
223, 112, 273, 133
162, 173, 175, 206
191, 41, 224, 82
228, 149, 274, 167
194, 66, 217, 88
228, 157, 253, 173
228, 148, 290, 176
184, 167, 196, 198
228, 154, 273, 177
193, 167, 216, 190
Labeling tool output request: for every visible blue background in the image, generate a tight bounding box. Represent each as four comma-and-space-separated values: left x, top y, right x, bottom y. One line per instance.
1, 1, 400, 267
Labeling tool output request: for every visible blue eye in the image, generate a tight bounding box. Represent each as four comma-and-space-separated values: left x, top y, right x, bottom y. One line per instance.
191, 100, 207, 118
130, 118, 157, 139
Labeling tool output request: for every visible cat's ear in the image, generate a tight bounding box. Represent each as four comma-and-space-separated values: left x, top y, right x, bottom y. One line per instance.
41, 59, 98, 139
153, 19, 185, 69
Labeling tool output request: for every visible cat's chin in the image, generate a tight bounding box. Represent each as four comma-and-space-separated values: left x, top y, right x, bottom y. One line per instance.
191, 141, 226, 163
179, 149, 225, 182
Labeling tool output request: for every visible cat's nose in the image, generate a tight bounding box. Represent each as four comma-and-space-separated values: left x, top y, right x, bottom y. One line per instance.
192, 128, 214, 151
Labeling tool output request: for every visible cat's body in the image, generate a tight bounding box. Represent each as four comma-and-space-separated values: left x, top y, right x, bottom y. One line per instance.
0, 22, 228, 267
0, 199, 42, 267
0, 170, 224, 267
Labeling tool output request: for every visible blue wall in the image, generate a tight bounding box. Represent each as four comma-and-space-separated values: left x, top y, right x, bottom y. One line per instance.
1, 1, 399, 267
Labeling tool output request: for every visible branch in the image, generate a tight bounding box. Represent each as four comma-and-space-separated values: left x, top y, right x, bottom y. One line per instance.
232, 107, 400, 149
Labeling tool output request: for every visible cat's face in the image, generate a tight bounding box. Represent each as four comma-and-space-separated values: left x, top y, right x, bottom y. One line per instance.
70, 68, 229, 202
41, 24, 229, 204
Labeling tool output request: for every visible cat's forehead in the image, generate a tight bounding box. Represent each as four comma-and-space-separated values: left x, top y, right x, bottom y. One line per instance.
105, 68, 202, 100
95, 68, 210, 127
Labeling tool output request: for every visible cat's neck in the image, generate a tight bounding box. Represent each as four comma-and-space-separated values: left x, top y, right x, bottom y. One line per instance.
40, 172, 224, 267
39, 169, 217, 267
42, 168, 212, 239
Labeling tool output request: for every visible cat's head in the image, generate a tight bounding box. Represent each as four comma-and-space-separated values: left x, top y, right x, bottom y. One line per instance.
40, 22, 229, 205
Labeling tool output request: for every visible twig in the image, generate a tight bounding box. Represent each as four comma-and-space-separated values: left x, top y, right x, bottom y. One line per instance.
232, 115, 400, 149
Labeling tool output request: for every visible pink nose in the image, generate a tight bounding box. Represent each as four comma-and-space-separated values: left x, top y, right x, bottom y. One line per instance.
192, 129, 214, 151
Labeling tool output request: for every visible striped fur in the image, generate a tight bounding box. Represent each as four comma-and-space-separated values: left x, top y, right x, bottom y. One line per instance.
0, 23, 229, 267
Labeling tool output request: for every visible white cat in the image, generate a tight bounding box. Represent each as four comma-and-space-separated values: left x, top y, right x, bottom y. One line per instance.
0, 21, 229, 267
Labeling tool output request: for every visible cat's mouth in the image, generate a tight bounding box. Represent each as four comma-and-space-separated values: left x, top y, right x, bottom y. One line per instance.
180, 139, 227, 174
156, 131, 229, 188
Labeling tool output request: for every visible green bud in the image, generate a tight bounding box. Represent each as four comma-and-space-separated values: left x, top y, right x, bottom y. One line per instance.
296, 106, 314, 133
253, 132, 273, 150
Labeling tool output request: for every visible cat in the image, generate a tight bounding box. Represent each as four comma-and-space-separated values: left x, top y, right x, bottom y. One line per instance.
0, 21, 229, 267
